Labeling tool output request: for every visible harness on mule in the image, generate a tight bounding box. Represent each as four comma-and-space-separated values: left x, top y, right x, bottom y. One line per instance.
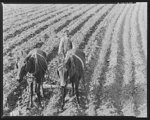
64, 51, 85, 80
73, 54, 85, 70
31, 52, 47, 75
65, 50, 85, 70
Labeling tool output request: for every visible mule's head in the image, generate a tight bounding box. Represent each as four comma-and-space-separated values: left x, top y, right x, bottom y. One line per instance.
16, 58, 28, 83
16, 56, 35, 83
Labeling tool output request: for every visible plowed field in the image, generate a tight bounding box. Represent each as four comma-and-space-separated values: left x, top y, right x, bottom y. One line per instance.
3, 3, 147, 117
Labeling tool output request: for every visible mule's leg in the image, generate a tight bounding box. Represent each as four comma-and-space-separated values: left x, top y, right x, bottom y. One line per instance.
40, 78, 44, 98
72, 81, 74, 96
61, 86, 67, 110
35, 81, 38, 98
75, 78, 80, 105
36, 82, 42, 108
81, 74, 88, 105
27, 82, 31, 109
82, 74, 86, 93
31, 82, 34, 107
29, 82, 33, 108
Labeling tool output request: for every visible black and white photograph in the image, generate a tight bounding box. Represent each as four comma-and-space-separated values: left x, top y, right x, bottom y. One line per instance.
3, 3, 147, 117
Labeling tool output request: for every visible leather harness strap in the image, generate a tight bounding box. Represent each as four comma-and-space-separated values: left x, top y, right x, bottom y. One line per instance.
73, 54, 84, 70
36, 53, 47, 65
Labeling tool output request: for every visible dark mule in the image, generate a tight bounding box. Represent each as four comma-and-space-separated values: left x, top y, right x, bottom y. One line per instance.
57, 49, 85, 109
16, 49, 47, 108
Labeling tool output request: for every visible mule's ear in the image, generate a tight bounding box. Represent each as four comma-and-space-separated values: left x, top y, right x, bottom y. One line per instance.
21, 51, 23, 56
57, 69, 59, 77
20, 50, 27, 57
16, 57, 19, 69
16, 63, 19, 69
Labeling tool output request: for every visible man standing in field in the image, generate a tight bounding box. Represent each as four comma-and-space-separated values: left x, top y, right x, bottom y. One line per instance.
58, 30, 73, 64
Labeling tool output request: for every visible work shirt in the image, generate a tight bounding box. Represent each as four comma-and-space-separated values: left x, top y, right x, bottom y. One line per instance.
58, 35, 72, 58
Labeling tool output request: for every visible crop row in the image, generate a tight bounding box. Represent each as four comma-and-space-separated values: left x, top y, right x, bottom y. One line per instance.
82, 4, 121, 115
130, 3, 146, 85
39, 5, 100, 63
137, 3, 147, 60
41, 4, 115, 116
3, 4, 71, 49
3, 4, 73, 42
50, 4, 96, 34
3, 4, 53, 22
127, 3, 147, 116
121, 4, 138, 116
3, 5, 81, 56
130, 5, 147, 116
3, 5, 56, 33
4, 5, 44, 35
60, 4, 115, 115
141, 3, 147, 30
104, 4, 129, 87
44, 4, 109, 83
39, 4, 98, 63
70, 4, 114, 49
3, 4, 29, 19
4, 5, 73, 34
86, 4, 126, 116
3, 5, 92, 74
10, 4, 92, 54
122, 5, 134, 87
3, 5, 78, 74
19, 4, 95, 55
83, 4, 117, 59
3, 4, 147, 116
54, 4, 101, 33
3, 4, 45, 22
104, 4, 130, 116
57, 4, 104, 35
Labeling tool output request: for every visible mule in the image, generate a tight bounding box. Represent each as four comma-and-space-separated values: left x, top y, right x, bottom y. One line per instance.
57, 49, 86, 109
16, 49, 48, 109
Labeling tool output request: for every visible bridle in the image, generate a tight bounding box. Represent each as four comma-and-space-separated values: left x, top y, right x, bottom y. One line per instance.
19, 73, 35, 84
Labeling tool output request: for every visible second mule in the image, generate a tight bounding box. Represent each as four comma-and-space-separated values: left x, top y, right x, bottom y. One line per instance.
57, 48, 86, 109
16, 49, 48, 108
